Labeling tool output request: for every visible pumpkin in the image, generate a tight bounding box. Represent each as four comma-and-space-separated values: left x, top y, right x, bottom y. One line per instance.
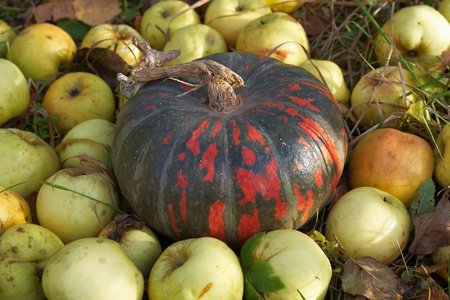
112, 51, 347, 248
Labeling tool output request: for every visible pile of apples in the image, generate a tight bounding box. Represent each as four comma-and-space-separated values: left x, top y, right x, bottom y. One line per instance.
1, 0, 450, 299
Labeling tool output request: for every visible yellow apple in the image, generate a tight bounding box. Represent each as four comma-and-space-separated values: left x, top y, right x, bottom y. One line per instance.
163, 24, 227, 66
42, 238, 144, 300
140, 0, 201, 50
264, 0, 303, 13
242, 229, 332, 299
439, 0, 450, 23
81, 23, 143, 68
0, 19, 16, 58
433, 123, 450, 188
0, 186, 32, 235
374, 5, 450, 71
348, 128, 434, 208
325, 187, 411, 265
55, 118, 115, 169
0, 59, 30, 127
149, 237, 244, 300
236, 12, 309, 65
43, 71, 116, 133
0, 223, 64, 300
204, 0, 272, 48
0, 128, 60, 198
350, 66, 421, 127
36, 168, 119, 244
301, 59, 350, 103
9, 22, 76, 82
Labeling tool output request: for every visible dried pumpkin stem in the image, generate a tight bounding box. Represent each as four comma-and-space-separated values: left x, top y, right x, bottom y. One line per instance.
117, 36, 245, 114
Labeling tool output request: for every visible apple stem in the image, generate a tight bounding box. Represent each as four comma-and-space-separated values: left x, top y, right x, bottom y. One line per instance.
117, 36, 245, 114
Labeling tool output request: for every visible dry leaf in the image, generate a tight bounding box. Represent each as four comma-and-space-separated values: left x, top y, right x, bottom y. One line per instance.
73, 47, 128, 90
26, 1, 76, 26
409, 196, 450, 255
73, 0, 122, 26
342, 257, 404, 300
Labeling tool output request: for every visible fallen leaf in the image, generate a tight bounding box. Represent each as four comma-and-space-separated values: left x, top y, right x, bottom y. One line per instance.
437, 50, 450, 70
73, 0, 122, 26
72, 47, 128, 90
342, 257, 404, 300
114, 213, 145, 230
25, 1, 76, 26
409, 193, 450, 255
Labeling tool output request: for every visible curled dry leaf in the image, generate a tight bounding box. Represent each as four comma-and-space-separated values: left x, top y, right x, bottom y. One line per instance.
25, 1, 76, 26
73, 0, 122, 26
342, 257, 404, 300
409, 193, 450, 255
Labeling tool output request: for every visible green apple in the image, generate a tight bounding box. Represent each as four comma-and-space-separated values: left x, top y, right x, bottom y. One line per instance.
374, 5, 450, 71
0, 19, 16, 58
433, 123, 450, 188
432, 245, 450, 265
204, 0, 272, 48
42, 237, 144, 300
163, 24, 227, 66
0, 128, 60, 198
0, 223, 64, 300
81, 23, 143, 68
325, 187, 411, 265
350, 66, 420, 127
140, 0, 201, 50
36, 168, 119, 244
263, 0, 303, 13
148, 237, 244, 300
98, 219, 163, 278
300, 59, 350, 103
55, 118, 115, 169
236, 12, 309, 65
242, 229, 332, 299
439, 0, 450, 23
0, 59, 30, 127
43, 71, 116, 134
9, 22, 76, 82
348, 128, 434, 208
0, 186, 32, 235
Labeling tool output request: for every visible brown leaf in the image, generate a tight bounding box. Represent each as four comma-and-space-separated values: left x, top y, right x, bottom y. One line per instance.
342, 257, 404, 300
299, 14, 330, 36
437, 50, 450, 70
73, 47, 128, 90
409, 196, 450, 255
25, 1, 76, 26
73, 0, 122, 26
114, 213, 145, 230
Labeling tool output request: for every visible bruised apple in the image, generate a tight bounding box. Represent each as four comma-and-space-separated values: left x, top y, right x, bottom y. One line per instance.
0, 186, 32, 235
348, 128, 434, 208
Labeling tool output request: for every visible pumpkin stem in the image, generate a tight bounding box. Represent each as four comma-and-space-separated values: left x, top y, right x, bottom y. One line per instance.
117, 36, 245, 114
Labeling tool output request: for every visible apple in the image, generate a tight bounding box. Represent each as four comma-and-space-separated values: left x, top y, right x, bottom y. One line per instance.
350, 65, 420, 127
433, 123, 450, 189
242, 229, 332, 299
0, 19, 16, 58
348, 128, 434, 208
0, 59, 30, 127
204, 0, 272, 49
263, 0, 303, 13
43, 71, 116, 133
325, 187, 411, 265
81, 23, 143, 68
55, 118, 115, 169
236, 11, 309, 65
9, 22, 77, 82
432, 245, 450, 265
374, 5, 450, 71
36, 168, 119, 244
0, 186, 32, 235
0, 128, 60, 198
163, 24, 228, 66
439, 0, 450, 23
140, 0, 201, 50
42, 237, 144, 300
0, 223, 64, 300
300, 59, 350, 103
148, 236, 244, 300
98, 217, 163, 278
